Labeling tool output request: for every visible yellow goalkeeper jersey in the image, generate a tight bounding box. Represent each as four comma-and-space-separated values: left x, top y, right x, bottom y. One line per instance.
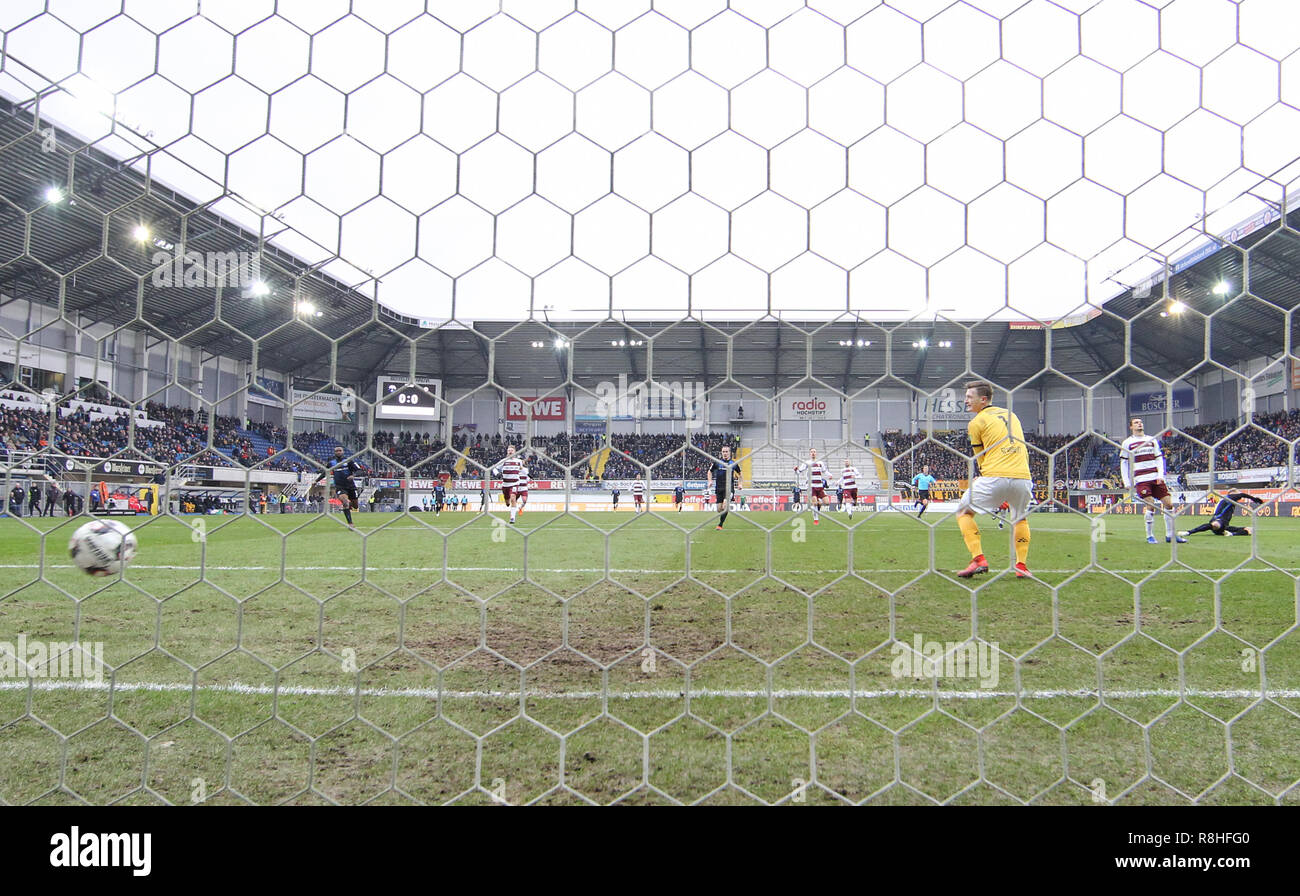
968, 406, 1031, 480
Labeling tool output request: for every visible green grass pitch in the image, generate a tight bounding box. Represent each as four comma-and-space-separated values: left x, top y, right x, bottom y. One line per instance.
1, 506, 1297, 805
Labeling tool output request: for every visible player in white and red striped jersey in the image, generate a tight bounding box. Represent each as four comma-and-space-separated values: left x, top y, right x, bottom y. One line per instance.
631, 478, 645, 513
795, 448, 830, 524
516, 465, 530, 511
492, 445, 524, 524
839, 460, 860, 518
1120, 417, 1185, 544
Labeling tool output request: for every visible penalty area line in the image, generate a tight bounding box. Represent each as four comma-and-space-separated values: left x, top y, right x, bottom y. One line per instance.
2, 564, 1298, 575
0, 680, 1296, 701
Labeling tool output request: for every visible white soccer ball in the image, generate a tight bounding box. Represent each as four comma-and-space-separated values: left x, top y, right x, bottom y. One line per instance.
68, 519, 138, 577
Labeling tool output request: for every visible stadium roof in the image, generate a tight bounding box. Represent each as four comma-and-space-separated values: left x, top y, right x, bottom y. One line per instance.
2, 97, 1298, 395
1, 1, 1299, 394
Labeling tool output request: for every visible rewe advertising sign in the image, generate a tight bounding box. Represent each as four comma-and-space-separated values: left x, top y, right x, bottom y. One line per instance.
504, 396, 568, 421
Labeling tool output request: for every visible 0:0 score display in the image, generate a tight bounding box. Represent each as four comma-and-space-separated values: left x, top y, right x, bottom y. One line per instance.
375, 376, 441, 420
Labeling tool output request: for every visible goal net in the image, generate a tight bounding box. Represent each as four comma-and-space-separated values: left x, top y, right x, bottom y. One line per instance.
0, 0, 1298, 806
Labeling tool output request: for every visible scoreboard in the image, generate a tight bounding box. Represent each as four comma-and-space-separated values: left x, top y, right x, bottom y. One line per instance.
375, 376, 441, 420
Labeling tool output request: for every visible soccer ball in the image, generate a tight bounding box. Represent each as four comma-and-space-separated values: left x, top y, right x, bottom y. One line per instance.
68, 519, 137, 576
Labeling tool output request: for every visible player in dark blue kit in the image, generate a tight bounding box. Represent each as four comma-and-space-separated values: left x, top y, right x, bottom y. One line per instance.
313, 445, 359, 528
708, 444, 743, 530
1181, 492, 1264, 537
433, 478, 446, 516
673, 483, 685, 511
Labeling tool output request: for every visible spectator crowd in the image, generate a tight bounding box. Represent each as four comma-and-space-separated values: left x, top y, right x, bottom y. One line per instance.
882, 429, 1093, 485
7, 391, 1298, 493
604, 432, 739, 480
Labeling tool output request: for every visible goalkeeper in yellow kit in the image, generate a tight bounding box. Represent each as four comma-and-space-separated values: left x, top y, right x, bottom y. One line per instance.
955, 381, 1034, 579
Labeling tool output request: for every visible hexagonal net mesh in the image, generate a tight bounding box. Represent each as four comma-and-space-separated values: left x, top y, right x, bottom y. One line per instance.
0, 1, 1298, 805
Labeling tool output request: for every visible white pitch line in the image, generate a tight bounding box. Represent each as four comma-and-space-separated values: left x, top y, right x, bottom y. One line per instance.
0, 680, 1295, 701
3, 564, 1299, 575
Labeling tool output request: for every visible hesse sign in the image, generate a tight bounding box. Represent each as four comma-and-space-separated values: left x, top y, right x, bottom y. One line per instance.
505, 396, 567, 421
781, 393, 839, 420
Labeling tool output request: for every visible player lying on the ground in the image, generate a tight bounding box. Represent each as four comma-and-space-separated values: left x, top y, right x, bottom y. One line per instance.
994, 500, 1009, 530
312, 445, 359, 528
1180, 492, 1263, 537
1120, 417, 1186, 543
955, 381, 1033, 579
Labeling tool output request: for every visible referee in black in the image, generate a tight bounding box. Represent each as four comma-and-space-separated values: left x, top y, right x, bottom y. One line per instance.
1182, 492, 1264, 537
313, 445, 360, 528
708, 444, 743, 530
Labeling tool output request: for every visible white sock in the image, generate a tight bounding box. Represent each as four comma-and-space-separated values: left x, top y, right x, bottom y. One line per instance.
510, 507, 516, 521
1145, 510, 1155, 538
1165, 510, 1176, 539
847, 503, 853, 516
